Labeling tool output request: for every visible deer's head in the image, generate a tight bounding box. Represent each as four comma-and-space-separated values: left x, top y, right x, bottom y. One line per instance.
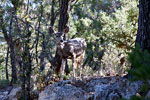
49, 26, 69, 45
55, 32, 65, 45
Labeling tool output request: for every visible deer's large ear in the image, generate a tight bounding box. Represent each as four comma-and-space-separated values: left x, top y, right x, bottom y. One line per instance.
49, 26, 56, 34
63, 25, 69, 33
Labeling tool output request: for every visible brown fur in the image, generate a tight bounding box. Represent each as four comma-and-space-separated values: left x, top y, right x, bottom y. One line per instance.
56, 34, 87, 80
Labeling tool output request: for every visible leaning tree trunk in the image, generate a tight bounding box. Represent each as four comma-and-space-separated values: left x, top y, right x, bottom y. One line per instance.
136, 0, 150, 51
54, 0, 71, 75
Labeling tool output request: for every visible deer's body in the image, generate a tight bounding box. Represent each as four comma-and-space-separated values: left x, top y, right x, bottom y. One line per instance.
50, 26, 87, 80
57, 38, 86, 59
56, 37, 86, 80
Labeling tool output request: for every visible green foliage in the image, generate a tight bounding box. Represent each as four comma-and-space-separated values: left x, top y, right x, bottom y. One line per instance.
140, 84, 149, 93
11, 0, 24, 10
0, 57, 4, 65
128, 45, 150, 81
130, 96, 146, 100
70, 0, 114, 70
0, 46, 7, 80
0, 79, 9, 88
63, 75, 69, 80
121, 96, 147, 100
70, 0, 138, 75
127, 45, 150, 100
100, 0, 138, 51
18, 96, 26, 100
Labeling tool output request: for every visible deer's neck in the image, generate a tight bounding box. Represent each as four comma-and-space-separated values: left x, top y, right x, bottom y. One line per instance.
57, 43, 64, 50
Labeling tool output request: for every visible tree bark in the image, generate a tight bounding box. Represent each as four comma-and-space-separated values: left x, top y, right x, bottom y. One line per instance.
5, 46, 9, 81
10, 40, 17, 84
54, 0, 71, 75
25, 45, 32, 100
127, 0, 150, 79
25, 23, 32, 100
9, 16, 17, 84
58, 0, 71, 38
0, 8, 17, 84
124, 0, 150, 79
136, 0, 150, 51
50, 0, 56, 27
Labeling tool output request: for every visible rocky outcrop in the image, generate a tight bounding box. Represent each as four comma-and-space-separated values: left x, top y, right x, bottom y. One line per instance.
38, 76, 144, 100
8, 87, 21, 100
93, 80, 143, 100
38, 80, 88, 100
0, 87, 21, 100
0, 76, 145, 100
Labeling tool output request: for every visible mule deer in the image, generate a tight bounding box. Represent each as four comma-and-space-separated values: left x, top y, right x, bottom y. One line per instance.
50, 27, 87, 80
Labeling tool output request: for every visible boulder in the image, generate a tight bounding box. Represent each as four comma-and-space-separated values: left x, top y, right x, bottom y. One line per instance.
146, 90, 150, 99
93, 79, 143, 100
0, 87, 21, 100
8, 87, 21, 100
0, 87, 12, 100
38, 80, 88, 100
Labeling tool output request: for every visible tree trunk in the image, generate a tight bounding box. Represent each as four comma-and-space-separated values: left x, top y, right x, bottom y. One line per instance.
136, 0, 150, 51
58, 0, 71, 39
5, 46, 9, 81
125, 0, 150, 79
9, 16, 17, 84
54, 0, 71, 75
0, 8, 17, 84
26, 45, 31, 100
10, 41, 17, 84
21, 57, 26, 99
50, 0, 56, 27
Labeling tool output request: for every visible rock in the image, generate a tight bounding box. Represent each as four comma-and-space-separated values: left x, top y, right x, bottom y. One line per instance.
0, 95, 8, 100
0, 87, 11, 100
146, 90, 150, 99
94, 84, 120, 100
38, 80, 88, 100
94, 85, 110, 100
2, 91, 9, 95
0, 91, 9, 100
87, 92, 94, 100
107, 91, 120, 100
38, 76, 144, 100
93, 79, 143, 100
85, 76, 120, 92
120, 80, 143, 99
8, 87, 21, 100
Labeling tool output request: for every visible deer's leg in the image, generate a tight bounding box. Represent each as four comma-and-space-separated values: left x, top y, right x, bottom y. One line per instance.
76, 58, 80, 77
61, 58, 66, 81
72, 53, 76, 78
79, 52, 85, 77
